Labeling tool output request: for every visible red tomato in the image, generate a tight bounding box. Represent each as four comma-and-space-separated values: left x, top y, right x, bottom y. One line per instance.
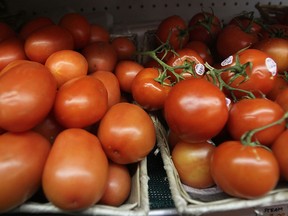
172, 140, 215, 189
99, 161, 131, 206
42, 128, 108, 211
19, 16, 54, 40
266, 74, 288, 101
0, 22, 15, 42
220, 49, 277, 99
90, 70, 121, 109
0, 61, 57, 132
82, 41, 118, 73
24, 24, 74, 64
114, 60, 144, 93
164, 78, 229, 143
131, 67, 171, 111
45, 49, 88, 88
272, 129, 288, 181
167, 129, 182, 150
53, 76, 108, 128
229, 14, 262, 34
184, 40, 214, 65
252, 37, 288, 73
88, 24, 110, 43
275, 87, 288, 112
59, 12, 91, 50
0, 37, 27, 71
155, 15, 189, 50
111, 36, 137, 60
97, 102, 156, 164
227, 98, 286, 146
0, 131, 51, 213
216, 24, 259, 60
210, 140, 279, 199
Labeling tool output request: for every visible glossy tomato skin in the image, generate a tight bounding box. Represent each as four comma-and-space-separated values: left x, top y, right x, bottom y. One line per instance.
99, 161, 131, 206
227, 98, 286, 146
210, 141, 280, 199
164, 78, 229, 143
0, 61, 57, 132
172, 140, 215, 189
53, 76, 108, 128
131, 67, 171, 111
156, 15, 189, 50
272, 130, 288, 181
97, 102, 156, 164
220, 49, 277, 99
0, 131, 51, 213
42, 128, 108, 211
59, 12, 91, 50
24, 24, 74, 64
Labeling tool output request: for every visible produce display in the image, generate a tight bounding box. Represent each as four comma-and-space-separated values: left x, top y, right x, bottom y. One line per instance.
0, 3, 288, 215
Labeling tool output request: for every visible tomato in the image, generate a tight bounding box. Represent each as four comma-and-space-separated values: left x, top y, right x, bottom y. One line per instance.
227, 98, 286, 147
97, 102, 156, 164
229, 13, 262, 34
90, 70, 121, 109
0, 22, 16, 42
220, 49, 277, 99
210, 140, 279, 199
252, 37, 288, 73
59, 12, 91, 50
216, 24, 259, 60
82, 41, 118, 73
266, 74, 288, 101
166, 48, 205, 82
114, 60, 144, 93
184, 40, 214, 65
42, 128, 108, 211
188, 12, 222, 46
0, 61, 57, 132
24, 24, 74, 64
172, 140, 215, 189
164, 78, 229, 143
111, 36, 137, 60
275, 87, 288, 112
88, 24, 110, 43
45, 49, 88, 88
53, 76, 108, 128
167, 129, 182, 150
0, 131, 51, 213
99, 161, 131, 206
0, 37, 27, 71
19, 16, 54, 40
155, 15, 189, 50
271, 129, 288, 181
131, 67, 171, 111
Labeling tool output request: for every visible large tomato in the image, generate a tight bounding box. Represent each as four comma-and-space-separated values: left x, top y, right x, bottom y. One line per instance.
164, 78, 229, 143
0, 131, 51, 213
97, 102, 156, 164
24, 24, 74, 64
172, 140, 215, 189
227, 98, 286, 146
42, 128, 108, 211
0, 60, 57, 132
210, 140, 279, 199
53, 75, 108, 128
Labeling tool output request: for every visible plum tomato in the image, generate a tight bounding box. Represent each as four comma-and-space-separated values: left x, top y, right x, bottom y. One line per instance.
111, 36, 137, 60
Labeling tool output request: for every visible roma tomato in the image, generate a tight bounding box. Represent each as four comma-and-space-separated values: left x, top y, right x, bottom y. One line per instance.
82, 41, 118, 73
172, 140, 215, 189
24, 24, 74, 64
97, 102, 156, 164
0, 131, 51, 213
45, 49, 88, 88
272, 129, 288, 181
99, 161, 131, 206
210, 141, 279, 199
0, 61, 57, 132
88, 24, 110, 43
275, 87, 288, 112
111, 36, 137, 60
164, 78, 229, 143
114, 60, 144, 93
53, 76, 108, 128
155, 15, 189, 50
131, 67, 171, 111
59, 12, 91, 50
42, 128, 108, 211
227, 98, 286, 146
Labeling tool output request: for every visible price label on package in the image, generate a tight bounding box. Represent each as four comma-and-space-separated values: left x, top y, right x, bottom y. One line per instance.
254, 204, 288, 216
